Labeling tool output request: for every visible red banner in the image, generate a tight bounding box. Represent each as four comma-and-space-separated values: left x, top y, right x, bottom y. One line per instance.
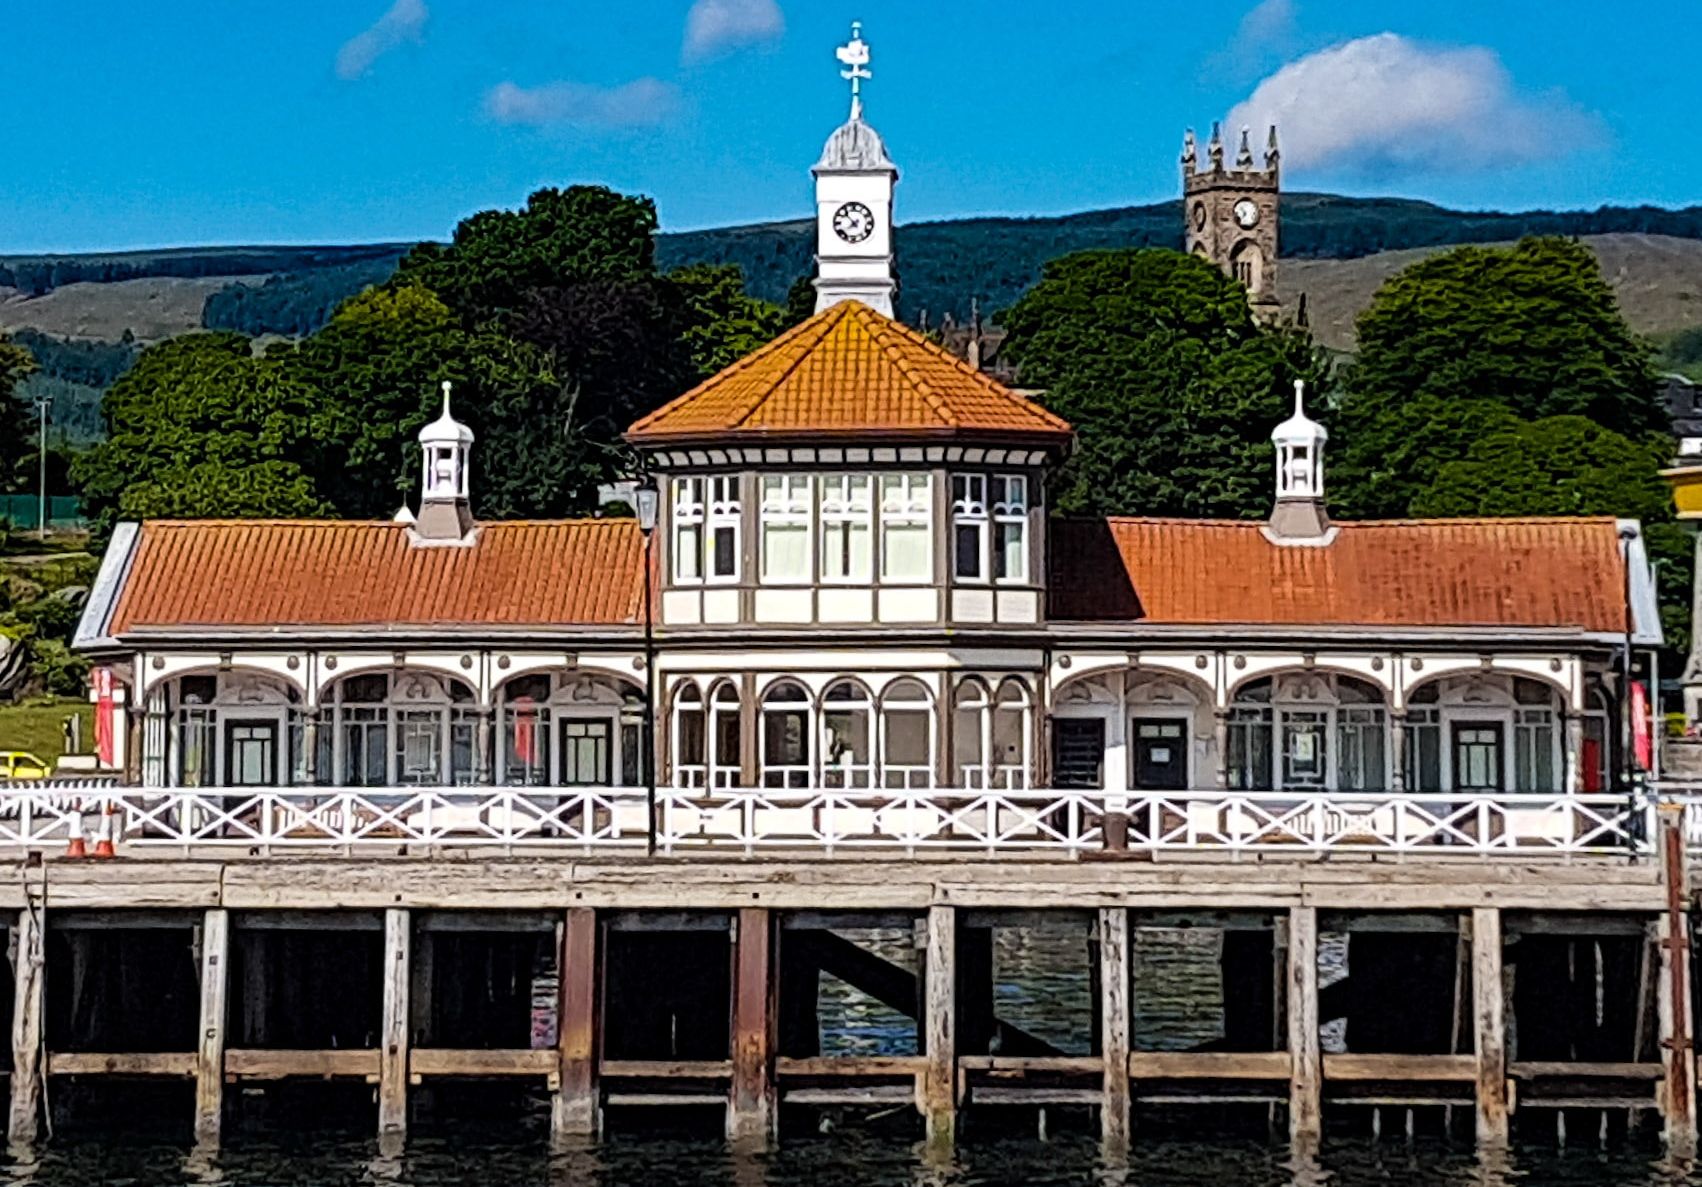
1631, 680, 1652, 772
92, 666, 115, 768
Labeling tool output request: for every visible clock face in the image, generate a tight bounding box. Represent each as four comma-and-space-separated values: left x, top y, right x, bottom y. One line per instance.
1191, 201, 1207, 232
832, 201, 875, 243
1233, 199, 1260, 229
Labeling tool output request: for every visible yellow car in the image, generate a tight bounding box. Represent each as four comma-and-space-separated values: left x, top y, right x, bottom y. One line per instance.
0, 752, 50, 780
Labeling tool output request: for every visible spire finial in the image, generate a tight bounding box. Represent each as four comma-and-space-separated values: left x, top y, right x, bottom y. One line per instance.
836, 20, 872, 121
440, 378, 453, 418
1181, 127, 1197, 173
1265, 124, 1281, 169
1237, 126, 1254, 168
1208, 122, 1224, 170
1293, 378, 1306, 418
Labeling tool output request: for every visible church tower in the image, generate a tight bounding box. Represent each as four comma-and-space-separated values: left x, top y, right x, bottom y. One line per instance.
813, 22, 898, 317
1182, 122, 1280, 317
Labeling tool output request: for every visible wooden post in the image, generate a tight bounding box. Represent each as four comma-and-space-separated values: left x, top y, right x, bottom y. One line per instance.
728, 907, 776, 1146
1099, 907, 1132, 1155
1472, 906, 1509, 1146
1287, 905, 1321, 1153
194, 908, 230, 1147
1661, 804, 1697, 1153
7, 904, 43, 1148
552, 908, 599, 1144
921, 905, 957, 1154
377, 908, 410, 1143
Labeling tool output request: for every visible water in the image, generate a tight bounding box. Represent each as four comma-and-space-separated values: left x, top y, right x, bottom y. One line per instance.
10, 1132, 1702, 1187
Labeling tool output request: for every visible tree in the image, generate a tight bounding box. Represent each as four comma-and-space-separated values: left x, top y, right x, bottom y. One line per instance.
1333, 237, 1668, 519
75, 334, 328, 536
1411, 415, 1691, 651
1000, 248, 1328, 518
395, 186, 694, 507
0, 335, 37, 489
396, 186, 662, 329
670, 264, 787, 381
784, 274, 818, 327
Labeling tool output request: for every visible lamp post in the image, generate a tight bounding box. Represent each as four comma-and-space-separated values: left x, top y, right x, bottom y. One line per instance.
633, 484, 660, 856
599, 478, 662, 853
32, 396, 49, 540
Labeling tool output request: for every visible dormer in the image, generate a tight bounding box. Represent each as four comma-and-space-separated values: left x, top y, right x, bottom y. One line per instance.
624, 301, 1073, 630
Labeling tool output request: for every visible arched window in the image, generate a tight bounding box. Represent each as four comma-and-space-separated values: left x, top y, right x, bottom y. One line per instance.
319, 671, 475, 788
710, 682, 743, 789
672, 684, 706, 789
761, 681, 812, 789
500, 674, 552, 786
1228, 673, 1389, 792
993, 680, 1032, 789
1335, 676, 1387, 792
821, 681, 873, 789
952, 678, 990, 788
880, 678, 934, 789
952, 677, 1033, 790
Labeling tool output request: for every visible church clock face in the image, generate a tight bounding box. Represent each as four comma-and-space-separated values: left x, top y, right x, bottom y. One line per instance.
1233, 199, 1260, 229
832, 201, 875, 243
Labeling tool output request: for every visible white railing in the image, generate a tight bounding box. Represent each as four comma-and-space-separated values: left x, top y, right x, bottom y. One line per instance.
0, 783, 1658, 858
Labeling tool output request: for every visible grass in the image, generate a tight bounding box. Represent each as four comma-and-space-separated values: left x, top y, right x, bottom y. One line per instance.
0, 696, 91, 765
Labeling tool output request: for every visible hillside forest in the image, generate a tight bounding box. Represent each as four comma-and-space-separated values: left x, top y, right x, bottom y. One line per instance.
0, 183, 1690, 701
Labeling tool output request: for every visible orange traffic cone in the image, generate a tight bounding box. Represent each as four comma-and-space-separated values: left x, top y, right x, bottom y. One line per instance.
92, 802, 116, 859
64, 810, 86, 859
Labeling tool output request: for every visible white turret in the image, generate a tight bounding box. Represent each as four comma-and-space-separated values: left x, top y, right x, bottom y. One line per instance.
813, 21, 898, 316
1267, 380, 1332, 543
412, 380, 476, 544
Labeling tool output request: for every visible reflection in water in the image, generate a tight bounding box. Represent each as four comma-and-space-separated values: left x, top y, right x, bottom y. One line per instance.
0, 1134, 1697, 1187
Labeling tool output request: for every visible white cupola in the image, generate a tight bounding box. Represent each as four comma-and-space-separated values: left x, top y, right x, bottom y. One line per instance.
813, 21, 898, 317
412, 380, 477, 544
1266, 380, 1333, 543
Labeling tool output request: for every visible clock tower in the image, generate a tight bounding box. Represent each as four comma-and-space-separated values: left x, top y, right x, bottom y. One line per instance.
1182, 122, 1280, 317
814, 22, 898, 317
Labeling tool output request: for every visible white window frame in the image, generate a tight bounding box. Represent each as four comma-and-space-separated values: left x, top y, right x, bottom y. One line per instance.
819, 474, 874, 584
951, 474, 989, 582
759, 473, 813, 585
672, 477, 705, 585
706, 475, 742, 584
992, 475, 1029, 585
879, 472, 933, 584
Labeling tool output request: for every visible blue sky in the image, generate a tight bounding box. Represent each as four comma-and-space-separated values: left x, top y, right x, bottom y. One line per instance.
4, 0, 1697, 253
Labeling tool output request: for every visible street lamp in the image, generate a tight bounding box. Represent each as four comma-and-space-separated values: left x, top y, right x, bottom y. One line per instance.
32, 396, 49, 540
600, 479, 661, 854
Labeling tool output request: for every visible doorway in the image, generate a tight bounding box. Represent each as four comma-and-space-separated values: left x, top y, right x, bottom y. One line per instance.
1132, 718, 1188, 790
1050, 719, 1105, 789
1452, 723, 1505, 792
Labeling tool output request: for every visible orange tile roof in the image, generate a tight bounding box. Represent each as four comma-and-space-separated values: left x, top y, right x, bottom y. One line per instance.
107, 519, 644, 633
627, 300, 1073, 445
1048, 516, 1630, 632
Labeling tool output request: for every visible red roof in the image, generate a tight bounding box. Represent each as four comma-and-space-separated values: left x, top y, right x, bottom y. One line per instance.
1048, 516, 1630, 632
108, 519, 644, 633
626, 300, 1072, 445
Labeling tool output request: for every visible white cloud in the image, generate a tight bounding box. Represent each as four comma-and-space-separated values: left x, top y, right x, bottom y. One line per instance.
485, 78, 679, 129
1226, 33, 1600, 173
335, 0, 428, 81
683, 0, 784, 62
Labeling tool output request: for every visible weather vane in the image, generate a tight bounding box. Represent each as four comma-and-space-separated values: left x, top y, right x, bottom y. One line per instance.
836, 20, 871, 121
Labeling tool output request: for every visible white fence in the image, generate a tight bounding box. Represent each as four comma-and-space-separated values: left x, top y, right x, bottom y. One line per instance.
0, 783, 1659, 858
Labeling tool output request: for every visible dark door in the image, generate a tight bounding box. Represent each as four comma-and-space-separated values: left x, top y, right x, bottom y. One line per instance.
224, 720, 279, 787
1051, 719, 1105, 790
1132, 718, 1188, 790
1452, 723, 1504, 792
559, 718, 613, 786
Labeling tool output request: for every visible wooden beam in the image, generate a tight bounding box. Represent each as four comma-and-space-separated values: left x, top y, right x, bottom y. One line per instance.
223, 1049, 379, 1079
552, 908, 599, 1144
7, 904, 42, 1147
1127, 1051, 1291, 1080
921, 904, 956, 1156
1322, 1054, 1478, 1082
599, 1059, 732, 1079
194, 908, 230, 1147
727, 907, 776, 1147
1287, 905, 1321, 1154
1098, 907, 1131, 1156
47, 1051, 198, 1076
1661, 804, 1698, 1154
409, 1049, 556, 1078
1511, 1060, 1665, 1080
377, 907, 410, 1142
776, 1056, 928, 1078
1472, 906, 1509, 1146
